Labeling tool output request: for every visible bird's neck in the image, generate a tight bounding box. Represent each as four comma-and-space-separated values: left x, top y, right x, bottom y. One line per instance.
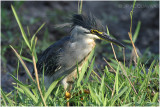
71, 37, 96, 50
60, 34, 95, 68
83, 38, 96, 48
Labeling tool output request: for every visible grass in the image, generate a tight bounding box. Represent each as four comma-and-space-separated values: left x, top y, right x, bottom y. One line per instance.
1, 1, 159, 106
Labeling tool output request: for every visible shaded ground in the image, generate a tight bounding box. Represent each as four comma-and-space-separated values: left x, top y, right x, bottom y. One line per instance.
1, 1, 159, 92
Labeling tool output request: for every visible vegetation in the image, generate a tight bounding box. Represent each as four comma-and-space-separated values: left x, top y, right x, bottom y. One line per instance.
1, 1, 159, 106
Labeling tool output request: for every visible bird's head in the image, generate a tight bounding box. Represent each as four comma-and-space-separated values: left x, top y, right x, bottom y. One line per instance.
71, 13, 125, 47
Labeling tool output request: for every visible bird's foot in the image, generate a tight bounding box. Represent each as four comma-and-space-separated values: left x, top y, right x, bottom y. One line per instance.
65, 91, 71, 106
73, 89, 90, 100
84, 89, 90, 94
81, 89, 90, 100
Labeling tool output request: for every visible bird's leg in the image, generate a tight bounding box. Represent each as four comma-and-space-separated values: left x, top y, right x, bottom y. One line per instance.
65, 91, 71, 106
65, 82, 72, 106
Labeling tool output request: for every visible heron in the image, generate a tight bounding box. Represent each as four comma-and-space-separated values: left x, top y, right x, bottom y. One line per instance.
33, 13, 125, 105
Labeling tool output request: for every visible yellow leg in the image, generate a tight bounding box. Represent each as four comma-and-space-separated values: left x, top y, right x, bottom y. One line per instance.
65, 91, 71, 106
64, 82, 73, 106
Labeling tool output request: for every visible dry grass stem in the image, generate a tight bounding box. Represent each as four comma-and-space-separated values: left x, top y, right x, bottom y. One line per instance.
32, 54, 46, 106
10, 45, 35, 82
110, 43, 118, 62
128, 32, 139, 58
103, 57, 117, 74
92, 70, 113, 91
119, 62, 138, 95
123, 48, 126, 66
107, 43, 138, 95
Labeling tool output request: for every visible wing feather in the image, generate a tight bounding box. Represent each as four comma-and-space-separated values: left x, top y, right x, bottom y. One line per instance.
33, 36, 70, 76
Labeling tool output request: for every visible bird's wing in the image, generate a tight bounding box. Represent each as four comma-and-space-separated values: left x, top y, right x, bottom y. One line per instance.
34, 36, 70, 76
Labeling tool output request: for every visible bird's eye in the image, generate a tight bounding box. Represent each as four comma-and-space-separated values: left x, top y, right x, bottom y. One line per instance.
90, 29, 103, 35
90, 29, 98, 34
90, 29, 95, 34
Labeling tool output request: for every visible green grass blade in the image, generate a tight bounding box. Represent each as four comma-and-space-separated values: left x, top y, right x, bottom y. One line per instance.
76, 61, 80, 79
19, 84, 38, 103
10, 45, 35, 83
11, 5, 31, 50
31, 22, 45, 48
111, 86, 128, 106
53, 86, 60, 101
27, 26, 31, 37
14, 86, 24, 94
115, 64, 119, 95
123, 103, 133, 106
132, 0, 136, 12
138, 79, 146, 93
123, 39, 131, 44
103, 95, 108, 106
119, 82, 125, 91
88, 84, 100, 105
123, 87, 131, 103
138, 92, 146, 105
20, 55, 33, 63
32, 37, 38, 61
106, 26, 110, 35
9, 74, 30, 87
100, 74, 105, 102
133, 21, 141, 43
77, 49, 94, 86
84, 56, 95, 84
1, 89, 13, 106
152, 92, 159, 103
41, 64, 45, 95
141, 60, 156, 90
78, 0, 83, 14
44, 78, 61, 101
31, 35, 35, 49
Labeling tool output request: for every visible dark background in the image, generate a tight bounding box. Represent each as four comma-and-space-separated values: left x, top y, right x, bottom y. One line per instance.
1, 1, 159, 92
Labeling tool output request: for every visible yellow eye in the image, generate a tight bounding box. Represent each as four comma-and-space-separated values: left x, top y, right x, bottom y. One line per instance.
90, 29, 103, 35
90, 29, 95, 34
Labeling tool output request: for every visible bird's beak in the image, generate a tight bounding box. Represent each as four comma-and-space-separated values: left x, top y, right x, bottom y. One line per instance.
97, 32, 125, 48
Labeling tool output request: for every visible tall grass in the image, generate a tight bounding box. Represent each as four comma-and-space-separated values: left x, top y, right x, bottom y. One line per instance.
1, 1, 159, 106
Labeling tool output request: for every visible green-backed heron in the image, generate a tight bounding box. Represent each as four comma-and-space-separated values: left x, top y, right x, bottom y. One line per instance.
32, 13, 124, 101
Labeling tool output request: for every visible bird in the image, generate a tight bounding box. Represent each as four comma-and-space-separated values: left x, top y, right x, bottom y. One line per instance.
33, 13, 125, 104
